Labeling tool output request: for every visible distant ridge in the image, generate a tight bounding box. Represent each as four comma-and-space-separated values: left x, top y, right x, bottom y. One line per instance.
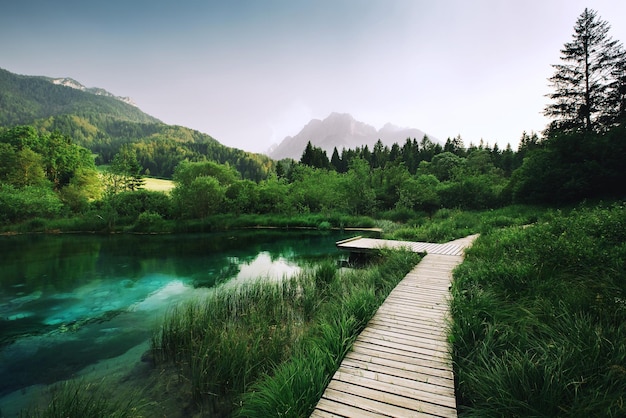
0, 67, 159, 126
267, 112, 435, 160
46, 76, 138, 107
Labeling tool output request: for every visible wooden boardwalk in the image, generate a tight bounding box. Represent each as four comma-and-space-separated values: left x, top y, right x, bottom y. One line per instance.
311, 235, 478, 417
336, 236, 475, 257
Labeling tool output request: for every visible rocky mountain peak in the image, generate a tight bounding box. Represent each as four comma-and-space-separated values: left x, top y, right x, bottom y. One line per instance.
49, 77, 137, 107
267, 112, 434, 160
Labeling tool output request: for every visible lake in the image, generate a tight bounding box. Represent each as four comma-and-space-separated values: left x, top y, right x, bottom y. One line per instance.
0, 230, 355, 410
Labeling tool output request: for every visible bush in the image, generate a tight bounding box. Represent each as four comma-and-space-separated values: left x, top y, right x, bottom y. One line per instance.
317, 221, 331, 230
106, 190, 172, 219
131, 211, 165, 233
0, 184, 63, 223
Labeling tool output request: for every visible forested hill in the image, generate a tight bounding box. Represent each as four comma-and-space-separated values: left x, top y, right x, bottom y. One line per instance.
0, 68, 159, 126
0, 68, 274, 180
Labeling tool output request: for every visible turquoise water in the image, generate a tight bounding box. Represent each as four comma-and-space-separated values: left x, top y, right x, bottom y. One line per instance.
0, 230, 350, 399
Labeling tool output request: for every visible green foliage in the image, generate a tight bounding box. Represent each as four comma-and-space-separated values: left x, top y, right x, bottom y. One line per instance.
450, 204, 626, 416
173, 160, 240, 187
300, 141, 330, 169
0, 184, 63, 223
238, 250, 421, 417
103, 189, 172, 220
172, 175, 225, 219
288, 165, 350, 214
397, 174, 441, 214
438, 174, 506, 209
511, 126, 626, 204
428, 151, 465, 181
0, 126, 98, 191
107, 144, 144, 193
152, 251, 421, 416
544, 9, 625, 133
0, 68, 274, 181
20, 380, 139, 418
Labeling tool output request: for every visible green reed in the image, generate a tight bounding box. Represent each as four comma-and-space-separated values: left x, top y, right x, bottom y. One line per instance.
152, 249, 421, 416
19, 380, 138, 418
450, 203, 626, 416
237, 249, 421, 417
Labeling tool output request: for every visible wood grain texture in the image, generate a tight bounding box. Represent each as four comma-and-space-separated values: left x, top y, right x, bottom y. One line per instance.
311, 235, 478, 417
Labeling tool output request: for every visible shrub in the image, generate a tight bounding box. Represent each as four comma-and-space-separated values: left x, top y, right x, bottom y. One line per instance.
132, 211, 165, 233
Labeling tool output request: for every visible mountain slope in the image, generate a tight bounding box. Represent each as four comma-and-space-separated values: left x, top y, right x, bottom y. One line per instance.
268, 112, 434, 160
0, 68, 159, 126
0, 68, 274, 180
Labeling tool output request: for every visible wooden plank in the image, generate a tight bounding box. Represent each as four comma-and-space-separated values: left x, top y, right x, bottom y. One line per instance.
314, 236, 478, 417
320, 387, 433, 417
367, 320, 447, 339
367, 317, 447, 336
350, 341, 454, 372
359, 329, 450, 355
332, 369, 456, 407
379, 303, 449, 317
385, 295, 448, 308
376, 306, 450, 321
341, 357, 455, 388
326, 381, 457, 418
337, 237, 469, 257
312, 397, 388, 418
392, 282, 450, 291
356, 334, 449, 360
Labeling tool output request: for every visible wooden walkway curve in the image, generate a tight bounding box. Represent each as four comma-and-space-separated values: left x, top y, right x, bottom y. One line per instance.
311, 235, 478, 418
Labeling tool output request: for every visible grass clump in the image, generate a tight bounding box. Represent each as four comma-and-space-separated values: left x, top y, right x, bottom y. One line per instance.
450, 203, 626, 416
385, 205, 546, 243
19, 380, 139, 418
151, 249, 421, 416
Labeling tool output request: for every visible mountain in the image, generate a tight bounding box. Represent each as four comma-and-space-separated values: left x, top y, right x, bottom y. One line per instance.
0, 68, 159, 126
268, 112, 435, 160
0, 68, 274, 180
46, 76, 138, 107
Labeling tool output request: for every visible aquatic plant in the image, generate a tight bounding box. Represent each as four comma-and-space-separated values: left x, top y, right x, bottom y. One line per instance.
19, 380, 138, 418
152, 249, 421, 416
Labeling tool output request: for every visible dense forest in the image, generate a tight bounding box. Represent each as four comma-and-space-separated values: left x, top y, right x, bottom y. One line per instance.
1, 7, 625, 230
1, 118, 624, 228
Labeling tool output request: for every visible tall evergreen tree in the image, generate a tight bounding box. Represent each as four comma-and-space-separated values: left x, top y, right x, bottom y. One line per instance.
108, 144, 144, 192
299, 141, 330, 169
545, 8, 625, 134
330, 147, 342, 171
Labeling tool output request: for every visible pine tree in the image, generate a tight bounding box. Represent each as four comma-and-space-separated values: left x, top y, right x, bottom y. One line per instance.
545, 8, 625, 134
330, 147, 342, 171
109, 144, 144, 192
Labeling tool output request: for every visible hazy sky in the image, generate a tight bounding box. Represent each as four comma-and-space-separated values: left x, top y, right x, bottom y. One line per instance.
3, 0, 626, 153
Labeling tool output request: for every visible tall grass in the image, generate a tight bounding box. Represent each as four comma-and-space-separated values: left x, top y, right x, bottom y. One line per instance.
237, 249, 419, 417
151, 249, 421, 416
19, 380, 139, 418
386, 205, 546, 243
450, 203, 626, 416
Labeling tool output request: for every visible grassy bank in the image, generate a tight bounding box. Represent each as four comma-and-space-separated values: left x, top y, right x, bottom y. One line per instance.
450, 203, 626, 416
381, 205, 546, 243
1, 212, 377, 234
151, 250, 422, 416
24, 202, 622, 417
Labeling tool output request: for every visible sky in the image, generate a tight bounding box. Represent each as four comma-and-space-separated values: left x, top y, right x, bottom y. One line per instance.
2, 0, 626, 154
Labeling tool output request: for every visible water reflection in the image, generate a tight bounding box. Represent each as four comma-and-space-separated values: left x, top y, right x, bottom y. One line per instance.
0, 230, 350, 397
